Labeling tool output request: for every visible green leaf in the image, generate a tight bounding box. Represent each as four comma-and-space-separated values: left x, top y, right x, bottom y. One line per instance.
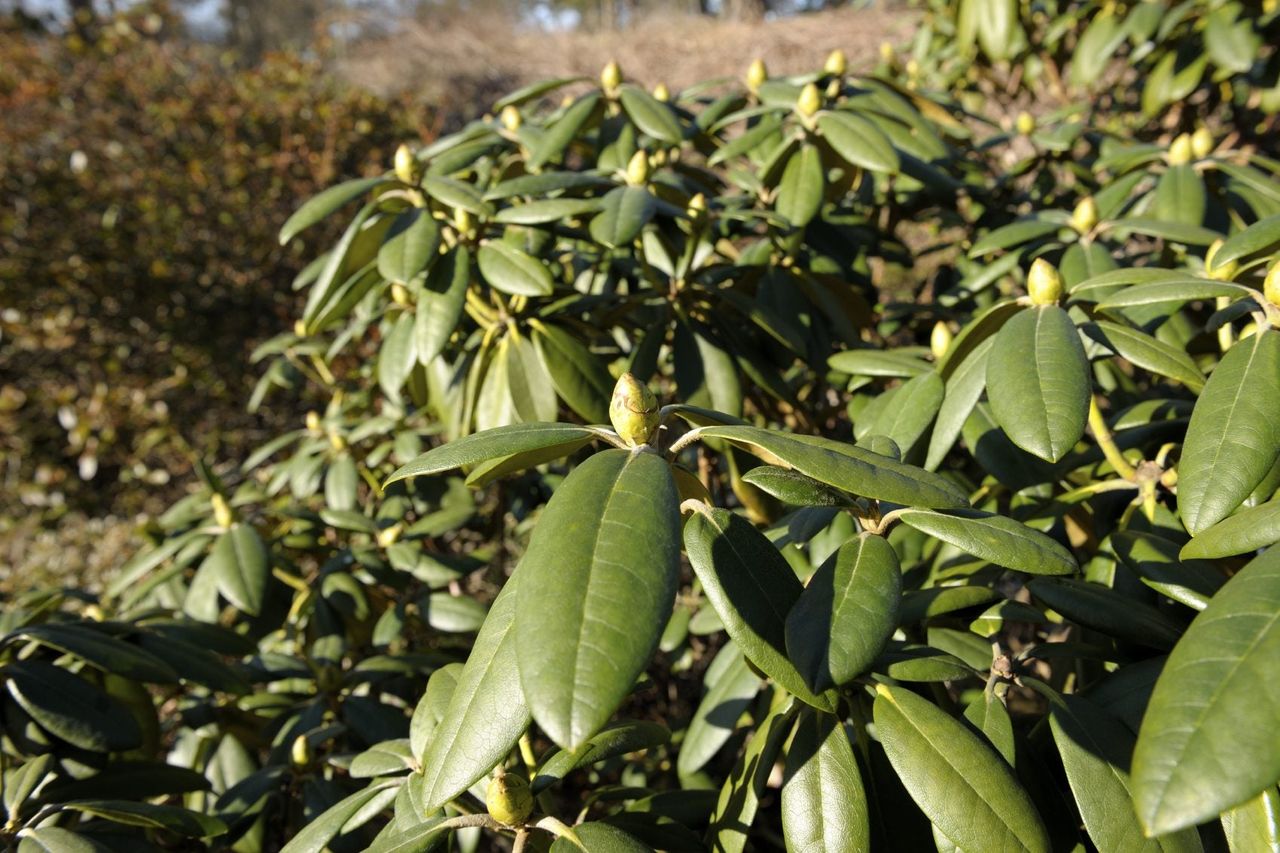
532, 322, 613, 423
280, 176, 384, 245
926, 336, 992, 470
682, 505, 835, 712
873, 683, 1049, 853
281, 781, 400, 853
493, 75, 587, 110
896, 508, 1077, 576
968, 218, 1062, 257
1112, 530, 1224, 610
785, 532, 900, 692
677, 644, 760, 777
590, 186, 657, 249
550, 822, 654, 853
706, 695, 795, 853
1082, 321, 1205, 390
1107, 217, 1221, 246
60, 800, 226, 838
1180, 498, 1280, 559
1132, 547, 1280, 835
7, 623, 177, 684
415, 246, 469, 365
207, 523, 270, 617
817, 111, 899, 174
515, 449, 681, 748
365, 817, 448, 853
494, 197, 603, 225
1152, 164, 1207, 227
386, 423, 601, 484
420, 176, 492, 217
530, 92, 602, 168
986, 305, 1090, 462
781, 710, 871, 853
477, 240, 553, 297
4, 661, 140, 752
829, 349, 930, 378
695, 425, 970, 509
378, 209, 441, 285
740, 466, 853, 507
1048, 692, 1202, 853
618, 84, 683, 143
775, 143, 825, 228
379, 312, 418, 398
417, 581, 527, 808
1210, 213, 1280, 271
866, 371, 944, 454
1096, 280, 1255, 309
1221, 787, 1280, 853
1027, 578, 1185, 649
533, 720, 670, 793
17, 827, 113, 853
1178, 330, 1280, 534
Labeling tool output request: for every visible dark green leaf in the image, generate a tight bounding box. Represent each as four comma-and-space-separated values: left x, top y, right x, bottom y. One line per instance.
1180, 498, 1280, 559
775, 143, 824, 228
208, 523, 270, 617
781, 710, 870, 853
817, 111, 899, 174
590, 186, 657, 248
415, 246, 470, 365
533, 720, 670, 793
896, 508, 1077, 576
378, 209, 440, 284
1027, 578, 1184, 649
477, 240, 553, 297
386, 423, 601, 484
280, 176, 384, 245
618, 84, 683, 143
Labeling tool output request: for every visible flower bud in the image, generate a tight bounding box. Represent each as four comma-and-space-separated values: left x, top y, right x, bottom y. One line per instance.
824, 49, 847, 77
905, 58, 920, 81
211, 493, 234, 529
1071, 196, 1099, 234
390, 282, 410, 306
1190, 126, 1214, 159
454, 207, 473, 235
879, 41, 895, 65
1265, 263, 1280, 309
393, 144, 418, 185
377, 523, 403, 548
500, 105, 522, 132
930, 321, 953, 360
290, 734, 312, 767
746, 58, 768, 93
1015, 112, 1036, 135
1205, 239, 1238, 281
1167, 133, 1194, 166
1027, 258, 1063, 306
486, 773, 533, 827
797, 83, 821, 118
652, 82, 671, 102
328, 430, 347, 452
609, 372, 660, 447
601, 60, 622, 93
626, 150, 650, 186
687, 192, 708, 223
294, 319, 308, 338
306, 411, 321, 434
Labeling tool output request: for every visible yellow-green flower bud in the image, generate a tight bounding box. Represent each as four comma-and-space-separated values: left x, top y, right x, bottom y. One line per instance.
305, 411, 322, 434
652, 82, 671, 103
930, 321, 953, 360
1027, 258, 1063, 306
328, 430, 347, 452
486, 774, 533, 827
746, 58, 768, 93
1190, 126, 1214, 159
1015, 112, 1036, 135
393, 144, 418, 185
1265, 263, 1280, 309
905, 58, 920, 81
377, 523, 403, 548
1167, 133, 1194, 166
687, 192, 708, 222
1071, 196, 1099, 234
455, 207, 473, 235
601, 60, 623, 93
1205, 239, 1238, 281
211, 493, 234, 529
609, 372, 659, 447
390, 282, 411, 306
824, 49, 847, 77
797, 83, 821, 118
500, 105, 522, 132
294, 319, 308, 338
290, 734, 312, 767
879, 41, 895, 65
626, 150, 650, 186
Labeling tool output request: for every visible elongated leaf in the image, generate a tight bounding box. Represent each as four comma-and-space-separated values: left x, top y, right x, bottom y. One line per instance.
1132, 547, 1280, 835
775, 143, 824, 228
207, 523, 270, 617
415, 246, 469, 365
1178, 330, 1280, 534
695, 425, 969, 509
873, 683, 1049, 853
968, 218, 1062, 257
60, 801, 226, 838
1152, 164, 1206, 227
1083, 321, 1205, 390
741, 466, 853, 507
550, 822, 653, 853
280, 176, 383, 245
986, 305, 1090, 462
418, 577, 529, 811
378, 209, 440, 284
494, 197, 602, 225
1112, 530, 1224, 610
4, 661, 140, 753
386, 423, 601, 484
533, 720, 670, 793
1221, 787, 1280, 853
1096, 280, 1254, 309
618, 84, 683, 143
365, 817, 448, 853
677, 644, 760, 777
781, 710, 870, 853
897, 508, 1077, 576
530, 92, 602, 168
1210, 213, 1280, 270
516, 449, 681, 748
1027, 578, 1184, 649
379, 312, 418, 398
7, 623, 176, 684
281, 782, 400, 853
926, 336, 992, 470
785, 532, 900, 692
590, 186, 657, 248
817, 111, 899, 174
866, 371, 944, 454
706, 695, 795, 853
477, 240, 553, 297
531, 322, 612, 423
1180, 498, 1280, 559
683, 505, 835, 712
17, 827, 113, 853
829, 349, 930, 378
420, 177, 492, 216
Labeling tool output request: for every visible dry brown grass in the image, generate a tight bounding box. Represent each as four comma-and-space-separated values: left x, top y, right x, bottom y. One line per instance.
339, 5, 919, 112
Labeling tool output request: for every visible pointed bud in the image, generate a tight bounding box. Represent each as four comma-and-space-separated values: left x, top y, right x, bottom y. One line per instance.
905, 58, 920, 80
393, 144, 418, 184
1190, 126, 1214, 159
1265, 263, 1280, 309
294, 319, 308, 337
377, 523, 403, 548
500, 104, 522, 132
390, 282, 410, 306
328, 430, 347, 452
454, 207, 473, 234
824, 48, 847, 77
609, 373, 660, 447
1071, 196, 1099, 234
211, 493, 234, 529
879, 41, 895, 64
601, 60, 622, 93
290, 735, 312, 767
625, 149, 650, 186
1167, 133, 1194, 166
797, 83, 821, 118
486, 774, 533, 827
687, 192, 707, 222
652, 82, 670, 102
746, 58, 768, 93
1015, 111, 1035, 135
1205, 239, 1238, 281
305, 411, 321, 434
1027, 258, 1064, 305
930, 321, 953, 360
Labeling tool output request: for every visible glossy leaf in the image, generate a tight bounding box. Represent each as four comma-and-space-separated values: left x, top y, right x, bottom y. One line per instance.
386, 423, 601, 483
817, 111, 899, 174
1027, 578, 1184, 649
590, 186, 657, 248
740, 466, 853, 507
377, 209, 440, 284
280, 176, 383, 245
896, 508, 1077, 576
775, 143, 824, 228
207, 523, 270, 617
415, 246, 470, 365
781, 710, 870, 853
618, 84, 683, 143
533, 720, 670, 793
4, 661, 141, 753
477, 240, 554, 297
1180, 498, 1280, 559
677, 644, 760, 777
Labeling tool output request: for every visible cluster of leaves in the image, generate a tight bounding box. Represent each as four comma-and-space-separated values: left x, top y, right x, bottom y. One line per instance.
0, 12, 424, 522
6, 13, 1280, 852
